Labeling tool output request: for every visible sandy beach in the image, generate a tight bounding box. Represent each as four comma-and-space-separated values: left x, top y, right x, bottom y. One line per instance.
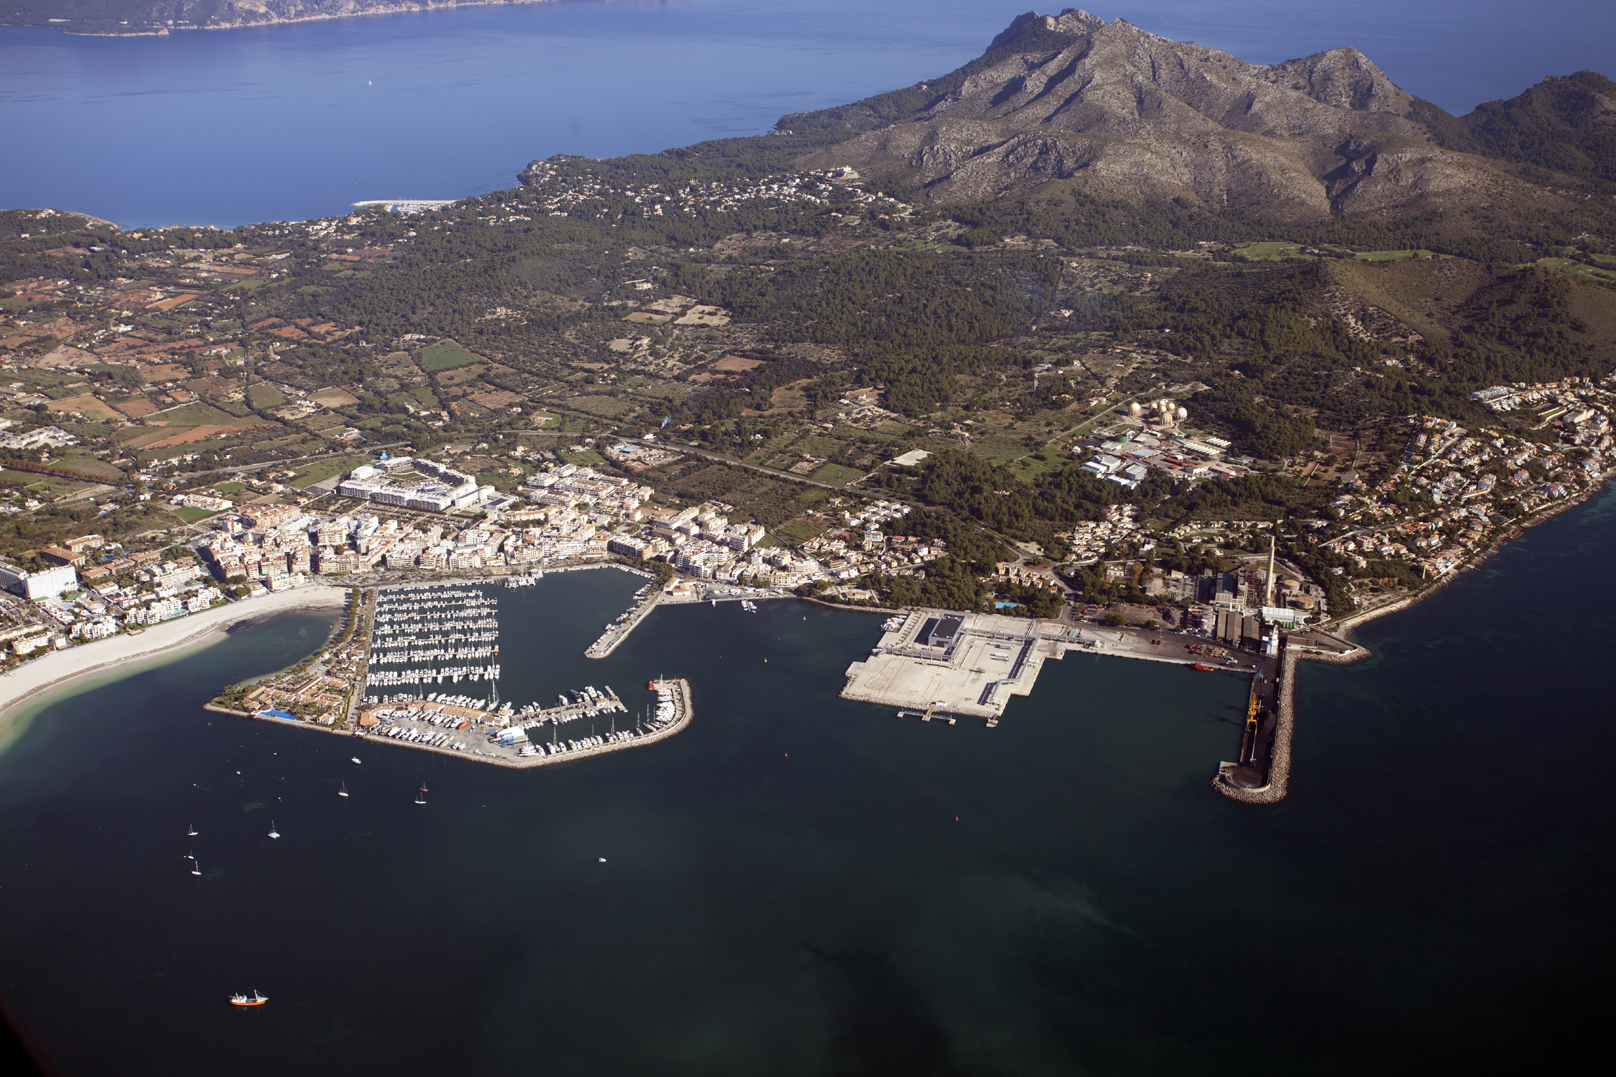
0, 585, 350, 727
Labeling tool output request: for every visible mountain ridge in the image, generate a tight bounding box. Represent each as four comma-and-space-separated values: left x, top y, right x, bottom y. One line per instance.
773, 9, 1600, 225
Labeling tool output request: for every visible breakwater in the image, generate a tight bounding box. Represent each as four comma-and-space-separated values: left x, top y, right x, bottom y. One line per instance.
1212, 636, 1370, 804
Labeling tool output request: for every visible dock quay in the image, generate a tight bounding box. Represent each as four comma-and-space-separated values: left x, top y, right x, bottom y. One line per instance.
585, 581, 661, 659
842, 607, 1269, 722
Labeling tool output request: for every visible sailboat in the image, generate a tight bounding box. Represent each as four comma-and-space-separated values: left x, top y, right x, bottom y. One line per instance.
414, 781, 428, 805
187, 824, 198, 837
189, 852, 202, 877
267, 821, 280, 840
228, 990, 268, 1008
338, 782, 349, 797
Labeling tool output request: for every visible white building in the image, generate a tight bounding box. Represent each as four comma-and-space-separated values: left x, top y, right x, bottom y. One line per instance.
0, 562, 79, 600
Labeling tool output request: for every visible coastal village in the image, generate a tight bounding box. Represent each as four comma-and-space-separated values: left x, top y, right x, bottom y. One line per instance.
2, 189, 1615, 785
1, 369, 1612, 702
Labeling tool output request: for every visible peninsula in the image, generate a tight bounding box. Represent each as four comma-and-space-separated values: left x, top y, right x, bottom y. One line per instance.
0, 0, 549, 36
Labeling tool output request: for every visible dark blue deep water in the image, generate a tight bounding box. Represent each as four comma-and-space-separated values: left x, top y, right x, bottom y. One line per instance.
2, 0, 1612, 227
2, 487, 1615, 1074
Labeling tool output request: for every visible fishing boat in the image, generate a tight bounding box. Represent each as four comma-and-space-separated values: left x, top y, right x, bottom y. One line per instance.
338, 782, 349, 798
228, 990, 268, 1008
267, 821, 280, 840
1192, 662, 1216, 672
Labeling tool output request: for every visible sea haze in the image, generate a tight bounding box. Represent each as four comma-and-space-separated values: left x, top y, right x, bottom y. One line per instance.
1, 490, 1615, 1072
0, 0, 1611, 227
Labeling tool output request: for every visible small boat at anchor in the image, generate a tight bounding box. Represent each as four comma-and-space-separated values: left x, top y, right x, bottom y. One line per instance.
351, 757, 362, 766
229, 990, 268, 1008
268, 822, 280, 840
338, 782, 349, 798
187, 824, 198, 837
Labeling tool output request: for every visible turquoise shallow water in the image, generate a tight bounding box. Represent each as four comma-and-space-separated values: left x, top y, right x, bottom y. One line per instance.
2, 491, 1615, 1074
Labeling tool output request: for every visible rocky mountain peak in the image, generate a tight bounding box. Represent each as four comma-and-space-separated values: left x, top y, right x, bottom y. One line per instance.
796, 9, 1542, 220
989, 8, 1103, 49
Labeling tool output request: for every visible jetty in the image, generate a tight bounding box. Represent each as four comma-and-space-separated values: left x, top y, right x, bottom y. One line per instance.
585, 582, 661, 658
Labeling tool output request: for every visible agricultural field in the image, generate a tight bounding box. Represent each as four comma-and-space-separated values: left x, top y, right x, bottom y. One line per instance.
807, 462, 865, 485
415, 340, 483, 372
289, 454, 370, 488
249, 384, 288, 408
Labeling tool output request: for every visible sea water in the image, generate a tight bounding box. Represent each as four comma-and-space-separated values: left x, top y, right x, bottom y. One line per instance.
1, 484, 1614, 1073
2, 0, 1611, 227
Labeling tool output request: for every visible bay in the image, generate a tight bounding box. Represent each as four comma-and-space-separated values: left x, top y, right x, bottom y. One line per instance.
1, 485, 1614, 1073
1, 0, 1611, 228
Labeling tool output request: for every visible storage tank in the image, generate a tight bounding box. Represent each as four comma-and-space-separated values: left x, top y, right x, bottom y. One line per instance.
1128, 402, 1142, 416
1175, 406, 1188, 421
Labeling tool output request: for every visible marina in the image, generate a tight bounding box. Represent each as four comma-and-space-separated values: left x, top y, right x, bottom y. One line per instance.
354, 677, 691, 768
217, 570, 700, 768
364, 583, 502, 700
583, 581, 662, 659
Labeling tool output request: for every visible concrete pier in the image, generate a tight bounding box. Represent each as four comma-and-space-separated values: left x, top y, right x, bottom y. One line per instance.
839, 608, 1205, 720
585, 589, 661, 658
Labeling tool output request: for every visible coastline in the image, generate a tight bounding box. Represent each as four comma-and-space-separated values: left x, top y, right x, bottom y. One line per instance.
0, 586, 349, 730
1214, 474, 1614, 804
52, 0, 552, 38
1325, 473, 1615, 645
